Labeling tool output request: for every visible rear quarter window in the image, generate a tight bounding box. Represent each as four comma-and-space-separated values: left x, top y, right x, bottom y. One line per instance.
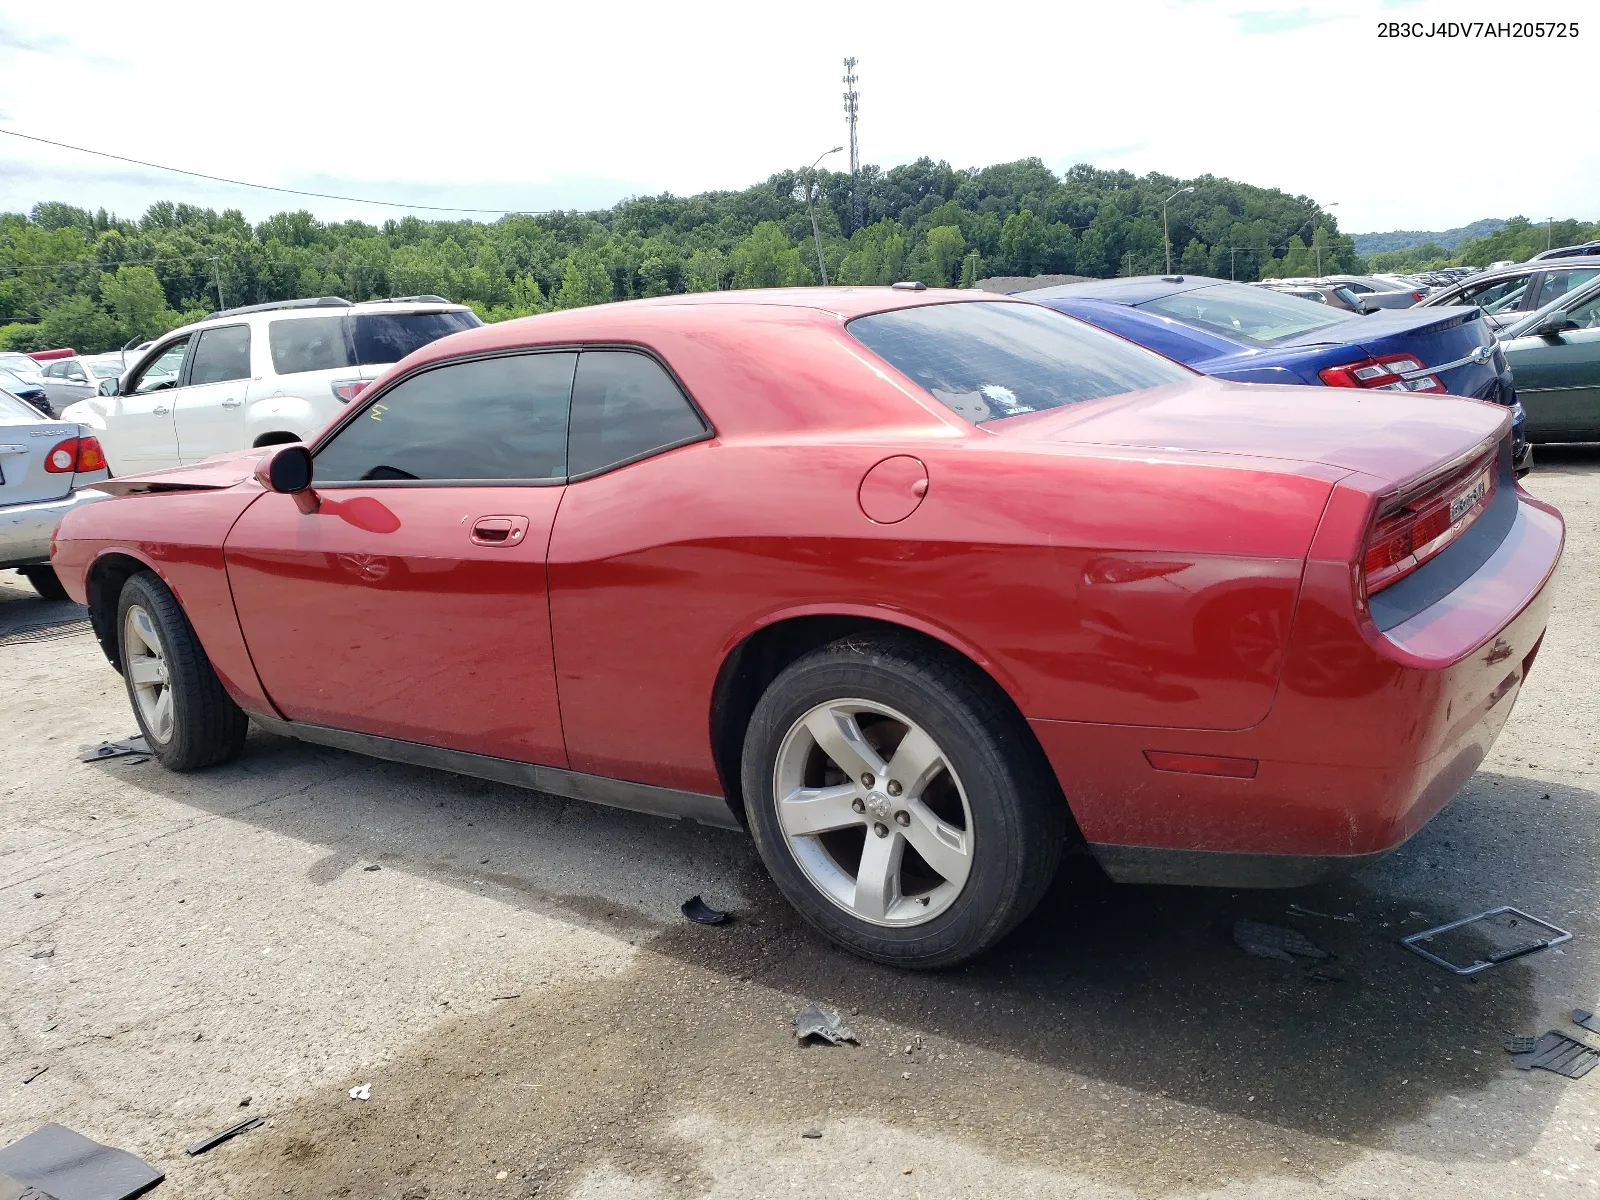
847, 301, 1193, 423
269, 316, 354, 375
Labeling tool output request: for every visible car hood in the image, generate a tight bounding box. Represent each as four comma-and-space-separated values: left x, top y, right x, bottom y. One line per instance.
991, 377, 1509, 487
93, 447, 270, 497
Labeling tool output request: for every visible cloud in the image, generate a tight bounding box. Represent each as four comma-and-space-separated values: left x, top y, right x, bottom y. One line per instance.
1231, 7, 1332, 34
0, 19, 70, 55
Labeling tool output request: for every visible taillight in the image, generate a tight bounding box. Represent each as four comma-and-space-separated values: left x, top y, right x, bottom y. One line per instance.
43, 435, 106, 474
331, 379, 369, 403
1319, 353, 1445, 393
1362, 453, 1497, 596
1410, 291, 1425, 302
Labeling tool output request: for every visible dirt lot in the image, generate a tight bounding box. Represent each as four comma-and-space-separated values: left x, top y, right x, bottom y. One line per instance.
3, 449, 1598, 1199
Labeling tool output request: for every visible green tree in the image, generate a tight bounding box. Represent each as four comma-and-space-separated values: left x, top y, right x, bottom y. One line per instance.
555, 251, 614, 308
1179, 238, 1209, 276
924, 225, 967, 286
683, 247, 728, 292
730, 222, 812, 289
38, 295, 119, 353
99, 265, 181, 343
958, 251, 983, 288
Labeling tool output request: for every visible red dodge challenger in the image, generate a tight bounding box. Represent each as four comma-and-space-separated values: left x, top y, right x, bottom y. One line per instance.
51, 287, 1564, 967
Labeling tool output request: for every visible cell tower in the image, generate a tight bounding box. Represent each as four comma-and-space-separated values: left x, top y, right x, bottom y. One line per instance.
843, 57, 860, 234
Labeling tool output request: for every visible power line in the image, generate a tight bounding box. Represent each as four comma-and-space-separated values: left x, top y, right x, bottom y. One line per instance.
0, 127, 555, 216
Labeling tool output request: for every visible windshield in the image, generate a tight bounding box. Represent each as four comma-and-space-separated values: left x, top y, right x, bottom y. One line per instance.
0, 355, 42, 381
848, 301, 1193, 424
1140, 282, 1348, 344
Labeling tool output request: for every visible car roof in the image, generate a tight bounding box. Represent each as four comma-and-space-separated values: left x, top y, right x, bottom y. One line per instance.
1025, 275, 1223, 305
391, 287, 1019, 372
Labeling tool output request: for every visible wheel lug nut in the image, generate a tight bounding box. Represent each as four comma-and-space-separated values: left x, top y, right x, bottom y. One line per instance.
861, 773, 875, 788
852, 798, 866, 814
873, 822, 889, 838
894, 810, 910, 827
887, 780, 902, 796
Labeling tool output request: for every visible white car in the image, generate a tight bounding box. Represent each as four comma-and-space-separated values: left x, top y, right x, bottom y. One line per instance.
38, 355, 127, 417
63, 296, 481, 476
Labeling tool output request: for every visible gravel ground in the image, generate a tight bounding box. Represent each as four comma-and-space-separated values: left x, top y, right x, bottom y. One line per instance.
2, 447, 1597, 1199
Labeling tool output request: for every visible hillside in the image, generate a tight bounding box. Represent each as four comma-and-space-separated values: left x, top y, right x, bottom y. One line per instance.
2, 159, 1354, 354
1351, 219, 1506, 256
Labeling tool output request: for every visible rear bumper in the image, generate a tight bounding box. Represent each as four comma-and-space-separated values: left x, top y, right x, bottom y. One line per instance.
1033, 490, 1564, 888
0, 487, 110, 568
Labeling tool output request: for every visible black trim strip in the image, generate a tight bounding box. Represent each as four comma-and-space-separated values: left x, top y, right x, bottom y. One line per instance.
248, 713, 743, 831
1089, 842, 1394, 888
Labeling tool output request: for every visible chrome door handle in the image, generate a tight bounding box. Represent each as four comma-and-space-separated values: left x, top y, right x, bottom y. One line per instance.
221, 398, 243, 408
152, 405, 170, 415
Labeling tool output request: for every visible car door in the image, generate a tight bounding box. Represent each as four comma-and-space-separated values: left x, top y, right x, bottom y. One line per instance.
224, 350, 575, 765
1504, 288, 1600, 441
545, 349, 714, 789
175, 323, 253, 463
102, 336, 189, 475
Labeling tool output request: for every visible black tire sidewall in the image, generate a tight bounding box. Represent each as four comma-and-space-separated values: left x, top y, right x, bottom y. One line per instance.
115, 572, 244, 770
743, 645, 1048, 967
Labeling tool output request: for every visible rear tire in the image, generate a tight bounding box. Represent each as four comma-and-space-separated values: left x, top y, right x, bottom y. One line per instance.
742, 636, 1065, 968
20, 566, 68, 601
116, 572, 248, 771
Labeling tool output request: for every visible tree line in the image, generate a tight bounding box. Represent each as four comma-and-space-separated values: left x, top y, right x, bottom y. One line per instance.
0, 158, 1357, 354
1368, 215, 1600, 274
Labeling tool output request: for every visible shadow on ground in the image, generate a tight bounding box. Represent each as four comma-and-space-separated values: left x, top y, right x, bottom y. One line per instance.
95, 725, 1591, 1197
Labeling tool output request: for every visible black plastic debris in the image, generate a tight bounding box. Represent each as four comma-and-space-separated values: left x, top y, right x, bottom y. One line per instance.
1305, 965, 1346, 984
21, 1067, 47, 1085
795, 1003, 859, 1046
0, 1124, 163, 1200
75, 738, 149, 764
1287, 903, 1356, 923
1505, 1031, 1600, 1079
185, 1116, 263, 1157
1402, 907, 1572, 975
680, 895, 730, 926
1574, 1009, 1600, 1034
1232, 919, 1330, 962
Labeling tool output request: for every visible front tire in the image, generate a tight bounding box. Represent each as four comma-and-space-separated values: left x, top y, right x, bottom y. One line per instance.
742, 637, 1065, 968
116, 572, 248, 771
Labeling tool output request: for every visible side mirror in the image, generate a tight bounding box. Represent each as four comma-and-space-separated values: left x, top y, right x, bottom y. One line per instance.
1535, 310, 1576, 337
98, 378, 120, 397
254, 443, 319, 513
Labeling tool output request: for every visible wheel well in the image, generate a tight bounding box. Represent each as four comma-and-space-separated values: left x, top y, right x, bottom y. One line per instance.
708, 615, 1066, 834
86, 553, 148, 672
252, 431, 303, 448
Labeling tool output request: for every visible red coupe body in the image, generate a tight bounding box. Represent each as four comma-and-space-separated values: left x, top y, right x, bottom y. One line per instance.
52, 288, 1564, 886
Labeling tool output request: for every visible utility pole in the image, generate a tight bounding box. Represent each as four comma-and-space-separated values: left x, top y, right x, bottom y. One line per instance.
1162, 185, 1194, 275
1229, 247, 1237, 280
803, 147, 844, 285
1124, 251, 1134, 277
209, 256, 225, 310
843, 58, 860, 234
1548, 218, 1555, 250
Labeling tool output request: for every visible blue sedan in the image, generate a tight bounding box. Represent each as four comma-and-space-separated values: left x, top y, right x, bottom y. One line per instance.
1029, 276, 1530, 474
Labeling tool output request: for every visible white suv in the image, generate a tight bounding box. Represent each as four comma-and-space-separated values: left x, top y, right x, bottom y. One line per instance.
62, 296, 481, 476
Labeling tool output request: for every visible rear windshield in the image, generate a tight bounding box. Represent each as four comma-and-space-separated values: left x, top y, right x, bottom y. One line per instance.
1140, 283, 1347, 345
847, 301, 1192, 423
87, 361, 123, 378
268, 310, 481, 375
0, 388, 38, 420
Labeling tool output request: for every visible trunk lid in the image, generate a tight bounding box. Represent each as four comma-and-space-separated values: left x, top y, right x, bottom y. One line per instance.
0, 410, 77, 505
991, 377, 1510, 488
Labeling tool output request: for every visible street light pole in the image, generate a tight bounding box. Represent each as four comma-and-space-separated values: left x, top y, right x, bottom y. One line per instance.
1163, 186, 1194, 275
803, 147, 844, 286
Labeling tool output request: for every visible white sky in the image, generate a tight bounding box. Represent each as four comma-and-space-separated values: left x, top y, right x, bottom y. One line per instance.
0, 0, 1593, 235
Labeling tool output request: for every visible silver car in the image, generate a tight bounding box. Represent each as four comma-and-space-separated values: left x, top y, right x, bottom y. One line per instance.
38, 356, 126, 418
0, 387, 110, 599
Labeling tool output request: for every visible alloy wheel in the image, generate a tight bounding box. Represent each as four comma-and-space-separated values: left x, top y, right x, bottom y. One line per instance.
124, 603, 174, 744
772, 698, 975, 927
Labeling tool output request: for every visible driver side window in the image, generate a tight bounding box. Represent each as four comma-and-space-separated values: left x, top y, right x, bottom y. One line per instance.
313, 352, 576, 484
130, 338, 191, 394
